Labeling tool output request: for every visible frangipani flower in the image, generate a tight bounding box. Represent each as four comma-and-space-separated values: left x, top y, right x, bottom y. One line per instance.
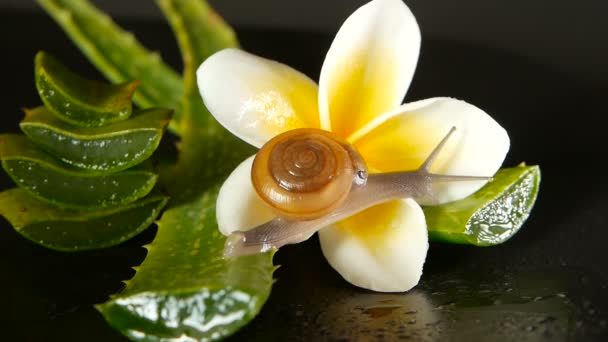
197, 0, 509, 292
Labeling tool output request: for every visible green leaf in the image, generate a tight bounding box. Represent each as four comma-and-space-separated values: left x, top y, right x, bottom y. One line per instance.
0, 134, 158, 209
37, 0, 185, 134
425, 164, 541, 246
98, 184, 274, 341
0, 188, 168, 251
21, 107, 171, 172
97, 1, 273, 341
35, 51, 138, 127
157, 0, 238, 127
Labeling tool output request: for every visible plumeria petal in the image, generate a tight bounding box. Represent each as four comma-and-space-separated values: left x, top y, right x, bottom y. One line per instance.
319, 198, 428, 292
216, 156, 276, 236
318, 0, 421, 138
350, 97, 510, 204
198, 48, 320, 148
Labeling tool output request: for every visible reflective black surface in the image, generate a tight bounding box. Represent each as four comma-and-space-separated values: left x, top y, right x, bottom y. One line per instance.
1, 10, 607, 341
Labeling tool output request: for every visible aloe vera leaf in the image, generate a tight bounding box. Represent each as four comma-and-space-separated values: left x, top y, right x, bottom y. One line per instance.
0, 134, 158, 209
424, 164, 541, 246
157, 0, 238, 126
35, 51, 137, 127
98, 181, 274, 341
98, 139, 270, 342
0, 188, 168, 251
98, 1, 272, 341
20, 107, 171, 172
37, 0, 185, 134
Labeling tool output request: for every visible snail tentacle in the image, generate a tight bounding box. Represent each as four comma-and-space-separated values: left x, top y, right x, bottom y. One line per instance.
224, 126, 492, 258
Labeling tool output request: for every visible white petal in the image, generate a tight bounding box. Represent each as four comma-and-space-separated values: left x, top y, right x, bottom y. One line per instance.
351, 97, 510, 204
198, 48, 319, 148
216, 156, 276, 236
319, 198, 428, 292
318, 0, 421, 137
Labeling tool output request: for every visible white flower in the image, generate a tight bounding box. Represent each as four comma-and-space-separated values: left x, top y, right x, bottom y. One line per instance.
197, 0, 509, 292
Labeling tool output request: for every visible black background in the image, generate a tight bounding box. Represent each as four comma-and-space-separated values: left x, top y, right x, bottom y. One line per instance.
1, 1, 607, 341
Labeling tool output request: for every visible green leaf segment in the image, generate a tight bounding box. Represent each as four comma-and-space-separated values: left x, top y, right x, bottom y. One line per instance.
0, 134, 158, 209
0, 189, 168, 251
425, 165, 541, 245
36, 51, 138, 127
21, 107, 170, 172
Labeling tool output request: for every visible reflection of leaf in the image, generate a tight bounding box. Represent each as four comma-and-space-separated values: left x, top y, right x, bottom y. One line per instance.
0, 188, 168, 251
425, 165, 541, 246
21, 107, 171, 172
35, 51, 138, 127
38, 0, 185, 134
76, 0, 275, 341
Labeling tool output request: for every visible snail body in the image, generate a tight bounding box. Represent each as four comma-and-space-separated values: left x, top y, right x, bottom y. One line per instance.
225, 126, 491, 258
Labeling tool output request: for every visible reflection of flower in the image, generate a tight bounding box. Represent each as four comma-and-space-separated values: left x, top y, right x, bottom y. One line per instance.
197, 0, 509, 292
316, 291, 439, 340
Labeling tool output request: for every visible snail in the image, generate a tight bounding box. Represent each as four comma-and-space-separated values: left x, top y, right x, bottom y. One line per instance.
224, 126, 491, 257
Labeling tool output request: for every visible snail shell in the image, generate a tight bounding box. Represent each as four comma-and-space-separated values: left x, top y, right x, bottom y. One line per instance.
251, 128, 368, 221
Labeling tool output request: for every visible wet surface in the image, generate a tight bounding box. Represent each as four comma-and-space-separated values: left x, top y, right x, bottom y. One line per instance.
226, 235, 608, 342
1, 9, 608, 342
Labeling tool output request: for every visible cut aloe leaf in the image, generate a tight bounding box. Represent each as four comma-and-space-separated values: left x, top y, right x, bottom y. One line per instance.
21, 107, 171, 172
424, 164, 541, 246
0, 188, 168, 251
36, 51, 138, 127
98, 184, 274, 341
38, 0, 185, 134
0, 134, 158, 209
98, 2, 271, 341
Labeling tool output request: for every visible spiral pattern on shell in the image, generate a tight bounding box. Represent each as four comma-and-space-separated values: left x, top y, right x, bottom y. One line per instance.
252, 128, 367, 221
